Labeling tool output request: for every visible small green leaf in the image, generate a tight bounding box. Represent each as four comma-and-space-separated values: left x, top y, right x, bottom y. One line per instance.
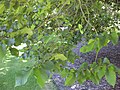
80, 45, 88, 53
31, 24, 35, 30
98, 65, 106, 79
0, 4, 5, 14
105, 68, 116, 87
90, 72, 100, 85
9, 48, 19, 56
97, 58, 102, 65
115, 67, 120, 75
90, 62, 97, 68
65, 73, 76, 86
79, 62, 88, 70
61, 69, 68, 78
15, 69, 33, 87
97, 38, 103, 50
94, 38, 102, 53
99, 34, 109, 47
15, 36, 22, 46
84, 69, 91, 79
103, 58, 110, 64
38, 34, 43, 40
80, 42, 94, 53
66, 0, 71, 4
78, 71, 86, 84
78, 24, 83, 34
53, 54, 67, 61
44, 34, 56, 44
110, 31, 118, 45
88, 39, 94, 44
20, 27, 33, 37
43, 61, 54, 70
94, 65, 100, 73
33, 68, 48, 88
38, 0, 44, 3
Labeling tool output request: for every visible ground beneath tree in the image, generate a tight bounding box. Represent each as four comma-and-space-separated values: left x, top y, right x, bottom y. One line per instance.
52, 39, 120, 90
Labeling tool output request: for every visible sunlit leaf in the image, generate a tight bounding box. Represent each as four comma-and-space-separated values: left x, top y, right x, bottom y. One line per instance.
78, 24, 83, 34
65, 73, 76, 86
0, 3, 5, 14
52, 54, 67, 61
80, 42, 94, 53
61, 69, 68, 78
20, 27, 33, 37
33, 68, 48, 88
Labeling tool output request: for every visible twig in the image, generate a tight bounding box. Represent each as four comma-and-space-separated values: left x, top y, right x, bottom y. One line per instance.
35, 0, 69, 31
78, 0, 98, 36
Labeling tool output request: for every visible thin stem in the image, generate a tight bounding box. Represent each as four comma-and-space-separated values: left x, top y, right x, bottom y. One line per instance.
35, 0, 69, 31
78, 0, 98, 36
95, 51, 98, 62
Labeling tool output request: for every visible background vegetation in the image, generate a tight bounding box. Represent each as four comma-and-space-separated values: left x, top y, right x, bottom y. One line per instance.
0, 0, 120, 89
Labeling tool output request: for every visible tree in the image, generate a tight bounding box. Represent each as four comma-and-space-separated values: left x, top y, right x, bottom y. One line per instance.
0, 0, 120, 88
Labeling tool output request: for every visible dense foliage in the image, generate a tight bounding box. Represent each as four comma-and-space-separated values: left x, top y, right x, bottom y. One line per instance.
0, 0, 120, 88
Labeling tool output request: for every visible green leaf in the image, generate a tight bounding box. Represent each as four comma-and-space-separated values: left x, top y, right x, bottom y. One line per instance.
9, 48, 19, 56
97, 58, 102, 65
110, 31, 118, 45
33, 68, 48, 88
0, 3, 5, 14
38, 34, 43, 40
99, 34, 109, 47
15, 36, 22, 46
103, 58, 110, 65
98, 65, 106, 79
0, 44, 6, 60
115, 67, 120, 75
97, 38, 103, 50
105, 68, 116, 87
80, 46, 87, 53
80, 41, 94, 53
43, 34, 57, 44
78, 24, 83, 34
94, 38, 102, 53
79, 62, 88, 70
61, 69, 68, 78
90, 72, 100, 85
78, 71, 86, 84
65, 73, 76, 86
66, 0, 71, 4
84, 69, 91, 79
94, 65, 100, 73
15, 69, 33, 87
88, 39, 94, 44
90, 62, 97, 68
20, 27, 33, 37
52, 54, 67, 61
43, 61, 54, 70
38, 0, 44, 3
